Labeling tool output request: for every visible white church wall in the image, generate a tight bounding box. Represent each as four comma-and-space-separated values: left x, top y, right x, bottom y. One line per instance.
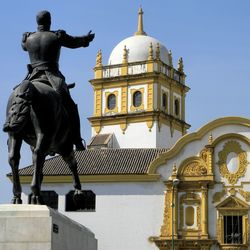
21, 181, 166, 250
156, 123, 182, 148
100, 123, 157, 148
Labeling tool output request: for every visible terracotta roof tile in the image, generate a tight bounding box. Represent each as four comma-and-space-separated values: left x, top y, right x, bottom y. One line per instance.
15, 148, 168, 176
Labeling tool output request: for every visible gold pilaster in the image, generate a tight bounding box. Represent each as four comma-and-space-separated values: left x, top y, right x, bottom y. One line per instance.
147, 83, 154, 111
201, 184, 208, 239
121, 86, 128, 114
94, 89, 102, 116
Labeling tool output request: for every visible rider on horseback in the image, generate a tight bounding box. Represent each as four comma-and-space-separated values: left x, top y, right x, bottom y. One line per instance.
4, 10, 94, 150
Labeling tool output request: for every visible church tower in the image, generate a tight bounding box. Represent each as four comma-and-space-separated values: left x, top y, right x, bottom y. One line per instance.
88, 7, 190, 149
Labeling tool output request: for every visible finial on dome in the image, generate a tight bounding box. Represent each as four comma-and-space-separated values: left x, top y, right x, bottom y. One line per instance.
178, 57, 184, 73
122, 45, 128, 63
168, 50, 173, 67
156, 43, 160, 60
148, 43, 153, 60
95, 49, 102, 66
134, 7, 147, 36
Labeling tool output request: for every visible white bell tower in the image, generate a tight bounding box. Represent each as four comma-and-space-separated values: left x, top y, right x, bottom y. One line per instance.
88, 8, 190, 149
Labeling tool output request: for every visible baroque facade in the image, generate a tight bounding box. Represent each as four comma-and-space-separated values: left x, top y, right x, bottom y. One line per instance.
12, 8, 250, 250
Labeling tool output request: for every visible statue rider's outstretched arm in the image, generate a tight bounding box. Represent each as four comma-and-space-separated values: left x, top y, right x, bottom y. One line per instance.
58, 30, 95, 49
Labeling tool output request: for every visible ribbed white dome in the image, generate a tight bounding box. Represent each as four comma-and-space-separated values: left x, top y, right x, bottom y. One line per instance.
108, 35, 169, 65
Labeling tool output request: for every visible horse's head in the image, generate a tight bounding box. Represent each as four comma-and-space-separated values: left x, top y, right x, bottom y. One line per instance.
3, 80, 33, 133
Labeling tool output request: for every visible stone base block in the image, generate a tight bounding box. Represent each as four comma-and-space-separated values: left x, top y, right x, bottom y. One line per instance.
0, 205, 97, 250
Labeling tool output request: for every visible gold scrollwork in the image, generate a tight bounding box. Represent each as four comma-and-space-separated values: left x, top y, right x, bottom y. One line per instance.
182, 161, 207, 176
217, 140, 248, 185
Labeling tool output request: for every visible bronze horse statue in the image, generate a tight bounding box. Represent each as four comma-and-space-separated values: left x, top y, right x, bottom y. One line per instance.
3, 80, 82, 204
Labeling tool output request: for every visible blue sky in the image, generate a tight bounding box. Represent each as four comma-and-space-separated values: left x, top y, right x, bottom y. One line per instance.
0, 1, 250, 203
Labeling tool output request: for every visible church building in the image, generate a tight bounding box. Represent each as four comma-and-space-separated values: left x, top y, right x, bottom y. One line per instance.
11, 8, 250, 250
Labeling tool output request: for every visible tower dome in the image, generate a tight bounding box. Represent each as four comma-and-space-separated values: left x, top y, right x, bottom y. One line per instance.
108, 7, 170, 65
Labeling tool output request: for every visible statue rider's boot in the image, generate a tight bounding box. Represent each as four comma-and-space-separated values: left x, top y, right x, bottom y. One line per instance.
61, 89, 85, 151
72, 104, 85, 151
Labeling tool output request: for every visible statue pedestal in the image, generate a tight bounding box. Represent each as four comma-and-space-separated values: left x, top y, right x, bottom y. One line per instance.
0, 204, 97, 250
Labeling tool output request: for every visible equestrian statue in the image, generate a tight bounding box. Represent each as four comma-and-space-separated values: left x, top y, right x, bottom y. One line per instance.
3, 10, 95, 204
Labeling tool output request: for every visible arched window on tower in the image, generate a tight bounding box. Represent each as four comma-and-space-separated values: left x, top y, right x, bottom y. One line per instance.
174, 98, 180, 117
133, 91, 142, 107
107, 94, 116, 110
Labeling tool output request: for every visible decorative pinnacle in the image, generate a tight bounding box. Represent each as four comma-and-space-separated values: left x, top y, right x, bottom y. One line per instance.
172, 163, 177, 176
208, 133, 213, 144
156, 43, 160, 60
122, 45, 128, 63
148, 42, 153, 60
95, 49, 102, 66
168, 50, 173, 67
134, 7, 147, 36
178, 57, 184, 73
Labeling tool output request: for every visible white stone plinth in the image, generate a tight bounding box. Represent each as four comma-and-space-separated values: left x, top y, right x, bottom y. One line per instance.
0, 205, 97, 250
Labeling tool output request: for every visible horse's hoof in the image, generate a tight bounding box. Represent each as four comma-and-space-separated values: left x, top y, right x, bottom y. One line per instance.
31, 195, 44, 205
11, 197, 22, 204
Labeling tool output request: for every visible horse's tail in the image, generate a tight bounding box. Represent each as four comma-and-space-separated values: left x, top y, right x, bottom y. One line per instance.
3, 80, 32, 133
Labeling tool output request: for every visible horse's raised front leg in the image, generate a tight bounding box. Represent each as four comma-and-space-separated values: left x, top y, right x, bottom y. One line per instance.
30, 133, 47, 205
62, 151, 81, 191
8, 133, 23, 204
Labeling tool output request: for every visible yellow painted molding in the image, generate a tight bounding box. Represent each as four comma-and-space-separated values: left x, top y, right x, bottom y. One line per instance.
94, 89, 102, 116
121, 86, 128, 114
146, 120, 154, 132
15, 174, 161, 184
94, 66, 103, 79
148, 117, 250, 174
147, 83, 154, 111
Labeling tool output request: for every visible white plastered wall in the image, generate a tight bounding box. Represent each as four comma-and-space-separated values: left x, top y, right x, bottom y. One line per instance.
21, 181, 166, 250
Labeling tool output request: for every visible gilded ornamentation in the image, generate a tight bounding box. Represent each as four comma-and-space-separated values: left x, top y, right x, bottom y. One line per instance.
160, 190, 172, 237
212, 189, 226, 203
228, 188, 236, 196
217, 140, 248, 185
183, 161, 207, 176
200, 148, 213, 175
238, 189, 250, 202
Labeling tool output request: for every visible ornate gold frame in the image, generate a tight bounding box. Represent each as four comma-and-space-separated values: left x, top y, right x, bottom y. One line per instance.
217, 140, 248, 185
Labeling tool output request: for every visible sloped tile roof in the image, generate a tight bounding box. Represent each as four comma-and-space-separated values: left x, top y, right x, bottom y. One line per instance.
15, 148, 168, 176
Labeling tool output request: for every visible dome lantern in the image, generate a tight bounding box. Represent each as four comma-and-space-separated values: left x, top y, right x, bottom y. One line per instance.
134, 7, 147, 36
